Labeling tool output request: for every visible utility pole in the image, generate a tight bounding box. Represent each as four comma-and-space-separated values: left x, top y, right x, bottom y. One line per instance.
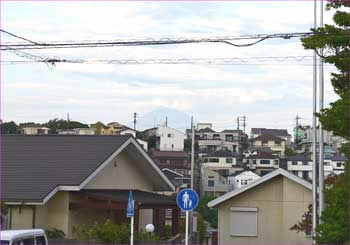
318, 0, 325, 222
190, 116, 195, 238
348, 6, 350, 243
237, 117, 240, 130
312, 0, 318, 241
242, 116, 246, 133
133, 113, 137, 130
295, 114, 301, 144
67, 113, 70, 129
166, 116, 168, 127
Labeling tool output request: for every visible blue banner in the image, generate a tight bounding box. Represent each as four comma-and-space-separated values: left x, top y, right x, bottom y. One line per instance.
126, 190, 134, 218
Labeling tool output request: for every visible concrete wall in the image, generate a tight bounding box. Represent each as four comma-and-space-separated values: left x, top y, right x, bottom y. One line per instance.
10, 206, 34, 229
157, 126, 184, 151
139, 209, 153, 231
47, 192, 70, 235
84, 151, 153, 191
217, 175, 311, 245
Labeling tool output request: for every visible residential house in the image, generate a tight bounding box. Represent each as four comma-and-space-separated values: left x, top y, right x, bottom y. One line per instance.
190, 124, 248, 153
251, 134, 286, 156
200, 151, 244, 197
287, 154, 345, 180
143, 126, 184, 151
208, 169, 312, 245
251, 128, 291, 145
243, 153, 280, 176
2, 135, 179, 238
20, 127, 50, 135
227, 171, 260, 191
151, 151, 190, 176
243, 146, 274, 157
162, 168, 190, 190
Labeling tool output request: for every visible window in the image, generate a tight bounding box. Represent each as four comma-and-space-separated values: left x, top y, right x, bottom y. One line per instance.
337, 162, 342, 167
260, 160, 270, 164
208, 180, 214, 187
35, 236, 46, 245
0, 241, 9, 245
244, 180, 248, 185
275, 141, 281, 146
302, 161, 308, 165
292, 171, 298, 175
226, 158, 233, 163
274, 160, 279, 165
236, 180, 239, 182
241, 180, 244, 185
167, 133, 173, 138
253, 160, 257, 164
210, 158, 219, 163
302, 171, 309, 180
230, 207, 258, 237
208, 176, 214, 178
12, 240, 20, 245
292, 161, 298, 165
262, 141, 268, 146
23, 238, 35, 245
203, 158, 208, 163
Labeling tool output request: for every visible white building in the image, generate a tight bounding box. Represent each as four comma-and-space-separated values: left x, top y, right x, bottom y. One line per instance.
287, 154, 346, 180
228, 170, 260, 191
20, 127, 50, 135
144, 126, 184, 151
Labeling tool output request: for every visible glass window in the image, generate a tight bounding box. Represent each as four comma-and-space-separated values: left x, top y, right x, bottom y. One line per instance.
0, 241, 9, 245
292, 161, 298, 165
210, 158, 219, 163
260, 160, 270, 164
274, 160, 279, 165
262, 141, 268, 146
337, 162, 342, 167
226, 158, 233, 163
35, 236, 46, 245
302, 161, 308, 165
23, 238, 34, 245
208, 180, 214, 187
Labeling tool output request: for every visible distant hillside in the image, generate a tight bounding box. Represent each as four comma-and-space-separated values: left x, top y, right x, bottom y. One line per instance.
128, 107, 192, 133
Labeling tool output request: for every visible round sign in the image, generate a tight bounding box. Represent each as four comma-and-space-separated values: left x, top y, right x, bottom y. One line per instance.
176, 188, 199, 211
145, 224, 155, 233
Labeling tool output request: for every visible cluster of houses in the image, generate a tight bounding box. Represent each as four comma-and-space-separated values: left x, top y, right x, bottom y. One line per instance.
2, 120, 347, 244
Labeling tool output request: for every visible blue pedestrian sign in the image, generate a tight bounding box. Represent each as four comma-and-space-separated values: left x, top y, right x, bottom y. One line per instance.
126, 191, 134, 218
176, 188, 199, 211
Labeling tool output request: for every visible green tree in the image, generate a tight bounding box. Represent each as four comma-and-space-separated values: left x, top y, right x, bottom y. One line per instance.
299, 2, 350, 242
44, 118, 89, 133
1, 121, 19, 134
195, 194, 218, 228
285, 147, 297, 156
90, 121, 106, 135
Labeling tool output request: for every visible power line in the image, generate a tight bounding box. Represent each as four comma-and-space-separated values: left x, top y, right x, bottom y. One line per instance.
0, 55, 316, 66
0, 30, 315, 51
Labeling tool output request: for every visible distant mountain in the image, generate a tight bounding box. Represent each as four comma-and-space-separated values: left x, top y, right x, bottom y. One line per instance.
129, 107, 192, 133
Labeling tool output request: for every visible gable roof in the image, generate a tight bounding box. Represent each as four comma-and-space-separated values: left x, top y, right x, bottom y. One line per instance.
208, 168, 311, 208
251, 128, 291, 137
229, 170, 260, 178
2, 135, 175, 204
252, 134, 286, 141
197, 127, 216, 133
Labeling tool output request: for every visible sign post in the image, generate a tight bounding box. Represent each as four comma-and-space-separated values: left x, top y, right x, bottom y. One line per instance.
127, 191, 134, 245
176, 189, 199, 245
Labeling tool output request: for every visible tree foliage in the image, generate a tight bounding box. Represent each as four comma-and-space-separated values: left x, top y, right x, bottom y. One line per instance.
195, 194, 218, 228
1, 121, 19, 134
43, 118, 89, 133
298, 1, 350, 243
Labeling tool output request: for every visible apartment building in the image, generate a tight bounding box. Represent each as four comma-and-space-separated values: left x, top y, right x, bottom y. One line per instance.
243, 152, 280, 176
286, 154, 346, 180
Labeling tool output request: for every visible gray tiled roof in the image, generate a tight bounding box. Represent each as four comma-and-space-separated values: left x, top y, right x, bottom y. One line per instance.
252, 134, 286, 141
251, 128, 291, 137
287, 154, 312, 161
197, 127, 216, 133
1, 135, 131, 202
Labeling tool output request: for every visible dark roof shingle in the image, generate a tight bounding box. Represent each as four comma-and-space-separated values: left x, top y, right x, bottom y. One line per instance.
1, 135, 131, 202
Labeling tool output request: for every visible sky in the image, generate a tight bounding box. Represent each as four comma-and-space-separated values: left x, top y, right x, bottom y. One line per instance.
0, 1, 341, 134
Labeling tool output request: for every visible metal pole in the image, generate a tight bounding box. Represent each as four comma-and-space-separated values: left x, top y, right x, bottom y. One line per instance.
312, 0, 318, 241
130, 201, 134, 245
185, 211, 189, 245
318, 0, 325, 221
191, 125, 195, 189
